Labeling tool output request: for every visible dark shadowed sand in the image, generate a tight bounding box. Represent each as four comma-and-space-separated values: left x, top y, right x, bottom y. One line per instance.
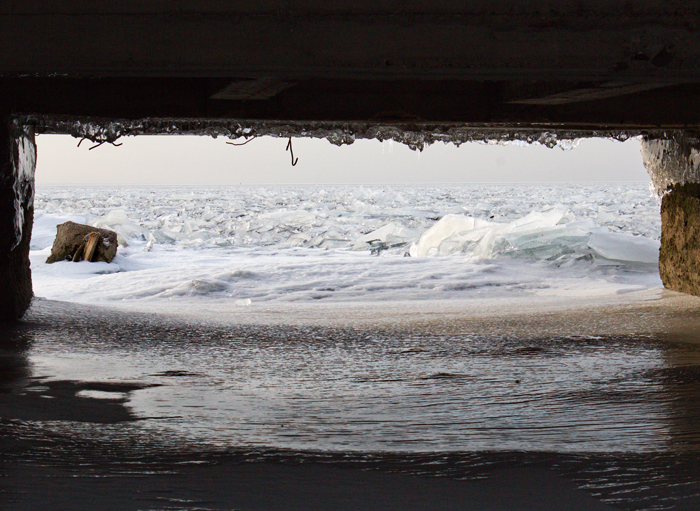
3, 296, 700, 510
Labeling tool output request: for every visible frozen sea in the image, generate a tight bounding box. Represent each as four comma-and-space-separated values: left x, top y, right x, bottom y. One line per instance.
8, 183, 700, 510
30, 183, 663, 312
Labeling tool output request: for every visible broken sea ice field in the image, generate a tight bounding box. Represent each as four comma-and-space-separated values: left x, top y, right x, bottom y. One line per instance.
30, 182, 662, 315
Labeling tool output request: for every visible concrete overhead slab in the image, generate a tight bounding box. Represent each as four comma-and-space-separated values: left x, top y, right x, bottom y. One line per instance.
1, 2, 698, 80
1, 1, 700, 128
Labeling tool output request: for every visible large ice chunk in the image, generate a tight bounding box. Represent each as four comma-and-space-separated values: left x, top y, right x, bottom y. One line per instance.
409, 209, 572, 259
351, 223, 415, 251
588, 232, 660, 264
409, 215, 494, 257
91, 210, 150, 246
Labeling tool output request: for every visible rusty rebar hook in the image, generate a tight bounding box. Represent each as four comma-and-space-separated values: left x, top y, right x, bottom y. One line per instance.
286, 137, 299, 166
226, 136, 257, 146
77, 137, 123, 150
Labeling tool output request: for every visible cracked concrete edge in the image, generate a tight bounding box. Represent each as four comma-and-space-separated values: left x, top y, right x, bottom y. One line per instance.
20, 114, 692, 152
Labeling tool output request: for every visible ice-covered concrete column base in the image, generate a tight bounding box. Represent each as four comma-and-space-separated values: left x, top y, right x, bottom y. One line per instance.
0, 118, 36, 322
642, 136, 700, 296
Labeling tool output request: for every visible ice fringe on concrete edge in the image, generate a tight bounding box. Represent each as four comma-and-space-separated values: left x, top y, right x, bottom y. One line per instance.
642, 135, 700, 198
28, 115, 638, 152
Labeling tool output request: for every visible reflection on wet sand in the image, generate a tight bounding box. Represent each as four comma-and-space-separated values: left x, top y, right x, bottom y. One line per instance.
2, 298, 700, 510
0, 323, 32, 390
658, 344, 700, 455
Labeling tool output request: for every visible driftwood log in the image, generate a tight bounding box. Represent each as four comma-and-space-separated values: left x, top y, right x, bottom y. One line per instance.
46, 221, 118, 264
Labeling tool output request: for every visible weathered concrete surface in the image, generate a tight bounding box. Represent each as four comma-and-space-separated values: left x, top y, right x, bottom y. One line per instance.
46, 222, 118, 264
643, 137, 700, 297
0, 119, 35, 322
4, 3, 698, 81
659, 185, 700, 296
1, 3, 700, 128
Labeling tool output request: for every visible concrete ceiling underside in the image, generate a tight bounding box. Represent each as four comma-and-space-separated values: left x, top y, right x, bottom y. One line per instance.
2, 2, 700, 140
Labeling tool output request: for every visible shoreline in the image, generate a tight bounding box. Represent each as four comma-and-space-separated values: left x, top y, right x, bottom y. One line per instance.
67, 287, 700, 341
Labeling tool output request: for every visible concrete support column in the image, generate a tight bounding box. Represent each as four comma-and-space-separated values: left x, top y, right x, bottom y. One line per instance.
0, 118, 35, 322
642, 136, 700, 296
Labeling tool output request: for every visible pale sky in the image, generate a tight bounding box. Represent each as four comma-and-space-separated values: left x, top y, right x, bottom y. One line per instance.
35, 134, 649, 185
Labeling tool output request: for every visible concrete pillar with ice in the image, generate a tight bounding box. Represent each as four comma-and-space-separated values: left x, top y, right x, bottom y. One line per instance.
0, 118, 35, 321
643, 135, 700, 296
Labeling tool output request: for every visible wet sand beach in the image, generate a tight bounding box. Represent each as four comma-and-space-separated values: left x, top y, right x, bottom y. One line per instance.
3, 296, 700, 510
